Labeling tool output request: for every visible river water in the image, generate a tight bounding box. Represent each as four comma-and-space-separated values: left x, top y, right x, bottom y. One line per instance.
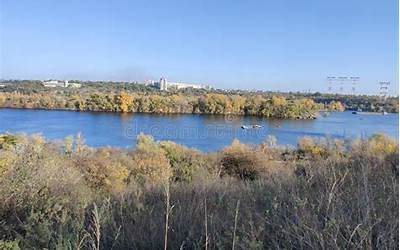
0, 108, 398, 151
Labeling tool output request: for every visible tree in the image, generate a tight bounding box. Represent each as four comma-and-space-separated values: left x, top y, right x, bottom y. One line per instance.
115, 91, 133, 112
271, 96, 287, 106
328, 101, 345, 111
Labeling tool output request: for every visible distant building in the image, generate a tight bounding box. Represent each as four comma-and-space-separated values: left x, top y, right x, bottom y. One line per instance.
151, 77, 210, 91
42, 80, 81, 88
42, 80, 62, 87
65, 80, 82, 88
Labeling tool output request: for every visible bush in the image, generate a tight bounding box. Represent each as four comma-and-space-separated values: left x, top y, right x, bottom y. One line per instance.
129, 134, 171, 183
0, 240, 20, 250
0, 135, 92, 249
0, 134, 19, 149
219, 139, 268, 180
159, 141, 210, 182
367, 133, 398, 156
77, 149, 130, 194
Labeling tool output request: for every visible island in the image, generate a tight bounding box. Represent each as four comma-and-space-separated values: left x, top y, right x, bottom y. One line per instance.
0, 80, 376, 119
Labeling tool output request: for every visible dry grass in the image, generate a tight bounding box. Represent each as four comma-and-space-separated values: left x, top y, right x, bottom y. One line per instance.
0, 133, 398, 249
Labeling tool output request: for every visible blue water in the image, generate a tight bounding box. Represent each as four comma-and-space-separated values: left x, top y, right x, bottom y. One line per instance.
0, 108, 398, 151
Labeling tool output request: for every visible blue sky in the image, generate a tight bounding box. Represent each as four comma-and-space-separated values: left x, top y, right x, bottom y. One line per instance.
0, 0, 398, 94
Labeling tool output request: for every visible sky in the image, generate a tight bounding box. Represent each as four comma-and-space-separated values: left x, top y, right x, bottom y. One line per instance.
0, 0, 398, 95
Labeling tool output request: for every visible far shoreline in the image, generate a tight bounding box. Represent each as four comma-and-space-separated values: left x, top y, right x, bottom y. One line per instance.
0, 106, 324, 120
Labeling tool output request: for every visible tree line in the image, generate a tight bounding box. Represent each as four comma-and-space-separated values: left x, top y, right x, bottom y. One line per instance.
0, 91, 346, 119
1, 80, 396, 113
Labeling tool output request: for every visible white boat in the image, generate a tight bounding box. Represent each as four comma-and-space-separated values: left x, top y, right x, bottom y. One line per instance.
241, 124, 262, 129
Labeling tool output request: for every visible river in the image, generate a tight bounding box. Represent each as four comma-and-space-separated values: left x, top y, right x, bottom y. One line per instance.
0, 108, 398, 151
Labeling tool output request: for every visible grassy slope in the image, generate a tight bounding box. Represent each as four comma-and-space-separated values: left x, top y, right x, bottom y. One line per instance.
0, 133, 398, 249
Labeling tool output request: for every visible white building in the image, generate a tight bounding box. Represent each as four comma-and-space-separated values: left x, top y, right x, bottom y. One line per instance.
42, 80, 81, 88
42, 80, 62, 87
152, 77, 210, 91
65, 80, 82, 88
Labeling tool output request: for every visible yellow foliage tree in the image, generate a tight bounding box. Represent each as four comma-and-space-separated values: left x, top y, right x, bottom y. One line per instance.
116, 91, 133, 112
300, 98, 317, 109
130, 134, 171, 183
271, 96, 287, 106
231, 95, 246, 114
328, 101, 345, 111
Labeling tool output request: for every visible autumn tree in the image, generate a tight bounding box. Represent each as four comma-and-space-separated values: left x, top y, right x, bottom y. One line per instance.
115, 91, 133, 112
328, 101, 345, 111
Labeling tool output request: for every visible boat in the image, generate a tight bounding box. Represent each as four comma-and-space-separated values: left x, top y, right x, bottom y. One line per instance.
241, 124, 262, 129
352, 108, 362, 115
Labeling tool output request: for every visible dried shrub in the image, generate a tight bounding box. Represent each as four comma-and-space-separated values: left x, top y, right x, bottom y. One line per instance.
129, 134, 171, 183
159, 141, 210, 182
219, 139, 268, 180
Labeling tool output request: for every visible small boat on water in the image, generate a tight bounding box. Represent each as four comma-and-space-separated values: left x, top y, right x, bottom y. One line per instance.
352, 108, 363, 114
241, 124, 262, 129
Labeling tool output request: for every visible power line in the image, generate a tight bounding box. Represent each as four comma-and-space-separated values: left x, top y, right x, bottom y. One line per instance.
379, 81, 390, 101
326, 76, 360, 94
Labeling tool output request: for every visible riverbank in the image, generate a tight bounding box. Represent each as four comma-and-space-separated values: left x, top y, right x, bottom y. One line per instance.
0, 133, 398, 249
0, 105, 319, 119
